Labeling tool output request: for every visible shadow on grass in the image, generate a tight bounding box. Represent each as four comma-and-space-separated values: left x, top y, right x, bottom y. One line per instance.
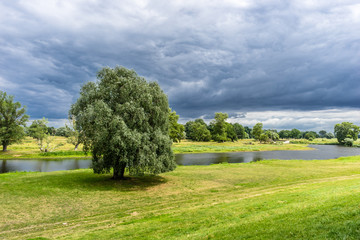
21, 170, 168, 192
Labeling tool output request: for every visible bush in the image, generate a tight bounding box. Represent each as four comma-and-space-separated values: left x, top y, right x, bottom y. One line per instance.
343, 138, 354, 147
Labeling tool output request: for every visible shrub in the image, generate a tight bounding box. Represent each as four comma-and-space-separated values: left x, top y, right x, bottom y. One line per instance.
343, 138, 354, 147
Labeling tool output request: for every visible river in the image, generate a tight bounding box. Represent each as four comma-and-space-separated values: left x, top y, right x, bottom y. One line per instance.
1, 145, 360, 173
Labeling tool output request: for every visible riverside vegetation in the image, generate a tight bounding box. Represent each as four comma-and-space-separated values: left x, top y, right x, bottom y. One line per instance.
1, 137, 360, 159
2, 156, 360, 239
0, 137, 319, 159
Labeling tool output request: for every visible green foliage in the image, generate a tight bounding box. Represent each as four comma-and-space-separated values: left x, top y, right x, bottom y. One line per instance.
55, 127, 69, 137
325, 132, 334, 139
279, 130, 291, 139
233, 123, 246, 139
29, 118, 63, 152
259, 133, 269, 143
265, 130, 279, 142
211, 112, 229, 142
252, 123, 263, 141
70, 66, 176, 179
65, 117, 84, 150
190, 122, 212, 142
334, 122, 360, 145
319, 130, 327, 138
244, 126, 252, 138
0, 91, 29, 151
343, 138, 354, 147
28, 118, 48, 141
290, 128, 301, 139
168, 109, 185, 143
225, 123, 238, 142
47, 127, 56, 136
304, 132, 316, 141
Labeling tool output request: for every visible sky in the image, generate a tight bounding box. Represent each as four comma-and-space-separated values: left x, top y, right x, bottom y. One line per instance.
0, 0, 359, 132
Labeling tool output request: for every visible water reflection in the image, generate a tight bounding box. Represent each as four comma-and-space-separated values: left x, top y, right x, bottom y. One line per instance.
1, 145, 360, 173
0, 159, 92, 173
175, 145, 360, 166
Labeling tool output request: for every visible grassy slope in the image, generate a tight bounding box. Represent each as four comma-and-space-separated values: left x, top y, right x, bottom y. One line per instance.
2, 156, 360, 239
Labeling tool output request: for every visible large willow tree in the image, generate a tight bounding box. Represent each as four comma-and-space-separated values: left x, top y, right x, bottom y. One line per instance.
70, 66, 176, 179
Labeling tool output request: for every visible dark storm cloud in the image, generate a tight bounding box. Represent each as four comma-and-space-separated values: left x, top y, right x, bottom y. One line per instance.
0, 0, 359, 129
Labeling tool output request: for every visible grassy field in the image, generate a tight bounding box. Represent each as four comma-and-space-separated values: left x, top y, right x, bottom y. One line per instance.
2, 156, 360, 239
171, 139, 311, 153
0, 137, 313, 159
0, 137, 88, 159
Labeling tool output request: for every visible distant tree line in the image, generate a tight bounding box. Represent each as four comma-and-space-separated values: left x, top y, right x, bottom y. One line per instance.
183, 113, 248, 143
0, 90, 359, 155
169, 111, 345, 144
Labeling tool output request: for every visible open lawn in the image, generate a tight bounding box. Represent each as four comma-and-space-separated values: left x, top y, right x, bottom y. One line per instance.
2, 156, 360, 239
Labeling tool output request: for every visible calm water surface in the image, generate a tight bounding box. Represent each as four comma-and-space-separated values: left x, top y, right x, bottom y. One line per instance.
1, 145, 360, 173
176, 145, 360, 165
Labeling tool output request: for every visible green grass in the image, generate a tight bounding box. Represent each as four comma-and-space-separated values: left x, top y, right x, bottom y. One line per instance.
2, 156, 360, 239
1, 138, 313, 159
173, 139, 311, 154
0, 137, 89, 159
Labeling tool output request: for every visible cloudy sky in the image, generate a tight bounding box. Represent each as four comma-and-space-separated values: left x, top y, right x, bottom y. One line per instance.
1, 0, 359, 131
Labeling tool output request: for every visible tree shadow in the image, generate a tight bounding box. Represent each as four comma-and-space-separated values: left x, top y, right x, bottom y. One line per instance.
30, 170, 168, 192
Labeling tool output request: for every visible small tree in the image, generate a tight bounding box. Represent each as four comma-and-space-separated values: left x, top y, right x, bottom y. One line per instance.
65, 117, 84, 150
233, 123, 246, 139
185, 120, 212, 142
265, 130, 279, 142
319, 130, 327, 138
70, 66, 176, 179
55, 127, 70, 137
28, 118, 48, 141
210, 112, 228, 142
29, 118, 63, 152
304, 132, 316, 141
279, 130, 291, 139
259, 133, 269, 143
325, 132, 334, 139
290, 128, 301, 139
193, 123, 212, 141
0, 91, 29, 151
252, 123, 263, 141
244, 126, 252, 138
334, 122, 360, 145
168, 109, 185, 143
226, 123, 238, 142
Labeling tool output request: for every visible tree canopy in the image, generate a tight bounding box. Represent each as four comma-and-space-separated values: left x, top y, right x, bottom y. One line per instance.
252, 123, 263, 141
334, 122, 360, 145
210, 112, 228, 142
0, 91, 29, 151
168, 109, 185, 143
70, 66, 176, 179
185, 120, 211, 142
233, 123, 246, 139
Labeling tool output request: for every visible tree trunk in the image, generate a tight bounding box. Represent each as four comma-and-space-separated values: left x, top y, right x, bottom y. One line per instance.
113, 162, 126, 180
74, 143, 80, 151
2, 144, 7, 152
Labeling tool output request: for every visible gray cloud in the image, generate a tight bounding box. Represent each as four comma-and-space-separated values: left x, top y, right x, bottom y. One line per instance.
0, 0, 359, 130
